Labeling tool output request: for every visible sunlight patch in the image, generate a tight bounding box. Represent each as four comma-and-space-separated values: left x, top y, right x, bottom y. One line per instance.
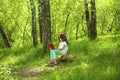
2, 56, 20, 65
81, 62, 89, 69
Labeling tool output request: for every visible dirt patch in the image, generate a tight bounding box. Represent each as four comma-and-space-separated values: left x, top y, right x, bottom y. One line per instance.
12, 66, 54, 80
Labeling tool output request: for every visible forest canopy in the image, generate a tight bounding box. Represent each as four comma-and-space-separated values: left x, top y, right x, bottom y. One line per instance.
0, 0, 120, 48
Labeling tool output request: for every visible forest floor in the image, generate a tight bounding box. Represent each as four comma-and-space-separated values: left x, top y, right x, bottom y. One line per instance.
12, 63, 62, 80
0, 34, 120, 80
12, 65, 53, 79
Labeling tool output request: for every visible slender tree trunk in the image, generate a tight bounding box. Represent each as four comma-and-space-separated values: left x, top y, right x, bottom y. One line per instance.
30, 0, 38, 46
76, 22, 80, 40
38, 0, 43, 43
51, 14, 56, 35
100, 15, 106, 34
64, 12, 70, 34
90, 0, 97, 39
84, 0, 90, 37
81, 13, 87, 36
0, 26, 11, 48
38, 0, 51, 53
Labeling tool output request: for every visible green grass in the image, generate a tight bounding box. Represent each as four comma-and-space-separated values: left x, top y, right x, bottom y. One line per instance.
0, 34, 120, 80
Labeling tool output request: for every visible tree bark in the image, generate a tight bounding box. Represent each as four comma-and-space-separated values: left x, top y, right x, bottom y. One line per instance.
0, 26, 11, 48
90, 0, 97, 39
84, 0, 97, 39
30, 0, 38, 46
84, 0, 90, 37
38, 0, 43, 43
38, 0, 51, 53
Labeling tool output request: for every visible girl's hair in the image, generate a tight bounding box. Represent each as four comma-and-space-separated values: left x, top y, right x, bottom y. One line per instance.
58, 33, 69, 45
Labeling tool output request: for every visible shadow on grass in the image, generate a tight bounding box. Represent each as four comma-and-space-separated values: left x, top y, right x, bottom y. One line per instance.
88, 47, 120, 80
9, 47, 49, 69
0, 48, 13, 63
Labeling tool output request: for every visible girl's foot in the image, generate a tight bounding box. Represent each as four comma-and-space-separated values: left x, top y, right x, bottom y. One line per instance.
49, 60, 57, 65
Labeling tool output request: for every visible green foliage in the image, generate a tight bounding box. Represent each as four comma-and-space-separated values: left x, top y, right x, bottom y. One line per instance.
0, 0, 32, 48
50, 0, 85, 39
0, 0, 119, 47
96, 0, 120, 34
0, 46, 46, 69
0, 65, 13, 80
0, 36, 5, 48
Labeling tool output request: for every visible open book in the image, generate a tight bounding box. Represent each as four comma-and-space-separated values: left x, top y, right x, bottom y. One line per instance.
48, 43, 55, 50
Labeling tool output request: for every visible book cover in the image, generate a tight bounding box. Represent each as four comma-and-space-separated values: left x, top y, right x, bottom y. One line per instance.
48, 43, 55, 50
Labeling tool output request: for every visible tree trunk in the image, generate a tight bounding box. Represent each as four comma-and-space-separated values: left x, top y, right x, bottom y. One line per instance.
81, 13, 87, 36
84, 0, 97, 39
76, 22, 80, 40
38, 0, 51, 53
38, 0, 43, 43
64, 12, 70, 34
30, 0, 38, 46
84, 0, 90, 37
90, 0, 97, 39
0, 26, 11, 48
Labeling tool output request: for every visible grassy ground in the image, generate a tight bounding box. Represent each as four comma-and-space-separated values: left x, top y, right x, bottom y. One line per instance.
0, 34, 120, 80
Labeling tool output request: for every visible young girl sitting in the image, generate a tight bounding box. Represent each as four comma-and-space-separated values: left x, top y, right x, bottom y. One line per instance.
49, 33, 69, 65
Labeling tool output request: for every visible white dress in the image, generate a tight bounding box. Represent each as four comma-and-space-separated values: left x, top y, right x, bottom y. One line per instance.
58, 41, 68, 54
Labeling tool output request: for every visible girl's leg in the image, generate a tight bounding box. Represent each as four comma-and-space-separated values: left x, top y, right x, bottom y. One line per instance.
50, 50, 62, 60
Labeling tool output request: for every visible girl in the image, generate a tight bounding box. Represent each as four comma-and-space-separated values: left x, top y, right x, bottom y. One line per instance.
50, 33, 69, 64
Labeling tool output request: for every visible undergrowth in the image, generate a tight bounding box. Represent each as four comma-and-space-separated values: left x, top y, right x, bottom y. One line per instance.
0, 34, 120, 80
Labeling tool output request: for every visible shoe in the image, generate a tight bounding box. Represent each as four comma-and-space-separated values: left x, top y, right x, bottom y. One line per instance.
49, 61, 57, 65
50, 61, 54, 64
